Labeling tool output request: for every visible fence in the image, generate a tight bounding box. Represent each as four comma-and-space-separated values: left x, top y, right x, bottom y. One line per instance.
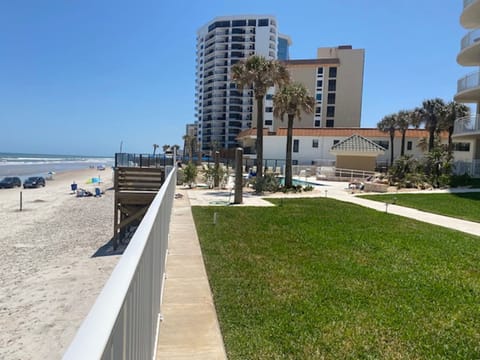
454, 160, 480, 177
63, 168, 176, 360
115, 153, 175, 168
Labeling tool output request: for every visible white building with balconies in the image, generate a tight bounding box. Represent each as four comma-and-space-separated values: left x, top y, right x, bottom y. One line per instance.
453, 0, 480, 176
195, 15, 291, 151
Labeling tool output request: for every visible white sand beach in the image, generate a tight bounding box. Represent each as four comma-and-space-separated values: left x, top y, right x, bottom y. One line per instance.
0, 168, 119, 360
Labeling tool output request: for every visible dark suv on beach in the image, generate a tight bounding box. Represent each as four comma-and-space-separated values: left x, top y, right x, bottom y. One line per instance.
23, 176, 45, 189
0, 177, 22, 188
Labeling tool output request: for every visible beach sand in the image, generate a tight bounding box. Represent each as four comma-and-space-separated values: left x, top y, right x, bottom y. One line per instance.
0, 168, 119, 360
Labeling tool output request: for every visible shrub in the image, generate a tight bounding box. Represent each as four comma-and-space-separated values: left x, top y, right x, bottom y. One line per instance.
183, 162, 197, 188
450, 173, 472, 187
253, 173, 280, 193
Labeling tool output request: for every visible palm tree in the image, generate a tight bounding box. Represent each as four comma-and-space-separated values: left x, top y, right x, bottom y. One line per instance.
162, 144, 170, 154
152, 144, 159, 156
182, 135, 197, 162
377, 114, 397, 165
231, 55, 290, 178
273, 83, 314, 188
417, 98, 446, 152
396, 110, 411, 157
441, 101, 469, 151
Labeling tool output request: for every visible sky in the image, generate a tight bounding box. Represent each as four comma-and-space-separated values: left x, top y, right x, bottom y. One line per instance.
0, 0, 470, 156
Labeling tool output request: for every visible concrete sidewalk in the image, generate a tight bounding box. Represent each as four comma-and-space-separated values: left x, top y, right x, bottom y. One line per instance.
156, 189, 227, 359
332, 191, 480, 237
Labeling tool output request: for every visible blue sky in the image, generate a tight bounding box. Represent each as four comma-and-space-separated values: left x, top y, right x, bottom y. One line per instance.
0, 0, 468, 156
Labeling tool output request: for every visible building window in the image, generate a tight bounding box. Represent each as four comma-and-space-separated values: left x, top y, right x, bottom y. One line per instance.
315, 107, 321, 114
248, 19, 256, 26
314, 120, 321, 127
312, 139, 319, 148
326, 106, 335, 117
265, 107, 273, 112
317, 67, 323, 76
327, 93, 336, 104
265, 119, 272, 126
259, 19, 269, 26
292, 160, 298, 165
326, 119, 334, 127
407, 141, 413, 150
265, 94, 273, 100
293, 139, 299, 153
316, 80, 323, 88
329, 67, 337, 78
453, 142, 470, 151
232, 20, 246, 27
316, 93, 322, 102
328, 79, 336, 92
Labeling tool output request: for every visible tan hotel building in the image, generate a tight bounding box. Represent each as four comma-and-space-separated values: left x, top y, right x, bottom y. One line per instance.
254, 45, 365, 132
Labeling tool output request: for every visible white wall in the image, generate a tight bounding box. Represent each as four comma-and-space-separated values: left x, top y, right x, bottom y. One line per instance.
260, 135, 473, 166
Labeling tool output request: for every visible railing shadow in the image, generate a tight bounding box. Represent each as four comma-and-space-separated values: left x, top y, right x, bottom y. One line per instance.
91, 237, 127, 257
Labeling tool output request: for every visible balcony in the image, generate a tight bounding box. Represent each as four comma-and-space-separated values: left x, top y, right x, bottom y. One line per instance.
453, 114, 480, 137
455, 71, 480, 102
461, 0, 480, 28
458, 29, 480, 65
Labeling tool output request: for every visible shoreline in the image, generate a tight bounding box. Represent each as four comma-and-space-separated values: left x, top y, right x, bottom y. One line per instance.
0, 167, 119, 359
0, 162, 114, 179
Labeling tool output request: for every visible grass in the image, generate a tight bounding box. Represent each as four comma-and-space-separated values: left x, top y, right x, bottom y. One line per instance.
359, 192, 480, 223
192, 198, 480, 359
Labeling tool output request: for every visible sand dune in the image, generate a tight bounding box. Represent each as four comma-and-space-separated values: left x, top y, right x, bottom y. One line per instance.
0, 168, 119, 360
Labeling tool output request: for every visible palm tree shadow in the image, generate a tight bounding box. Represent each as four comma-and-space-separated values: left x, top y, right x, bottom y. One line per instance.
92, 237, 127, 257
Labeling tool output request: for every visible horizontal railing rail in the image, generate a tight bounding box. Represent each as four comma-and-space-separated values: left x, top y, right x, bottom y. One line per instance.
63, 168, 176, 360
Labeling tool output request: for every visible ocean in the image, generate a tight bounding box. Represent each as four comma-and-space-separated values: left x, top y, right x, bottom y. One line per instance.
0, 152, 114, 179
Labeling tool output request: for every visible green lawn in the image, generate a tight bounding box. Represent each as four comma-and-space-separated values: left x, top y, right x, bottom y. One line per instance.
192, 198, 480, 359
359, 192, 480, 223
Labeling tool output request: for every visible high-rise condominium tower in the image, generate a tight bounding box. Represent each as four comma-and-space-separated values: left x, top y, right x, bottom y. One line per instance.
453, 0, 480, 175
195, 15, 291, 150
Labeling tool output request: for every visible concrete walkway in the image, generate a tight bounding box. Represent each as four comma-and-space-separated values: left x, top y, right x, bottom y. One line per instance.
156, 189, 227, 359
329, 190, 480, 237
156, 181, 480, 359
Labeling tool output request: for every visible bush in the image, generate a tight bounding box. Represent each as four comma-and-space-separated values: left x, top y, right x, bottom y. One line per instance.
450, 173, 472, 187
303, 184, 314, 192
183, 162, 197, 188
202, 164, 227, 188
253, 173, 280, 194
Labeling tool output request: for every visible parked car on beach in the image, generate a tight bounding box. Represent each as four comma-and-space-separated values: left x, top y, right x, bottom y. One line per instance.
0, 176, 22, 188
23, 176, 45, 188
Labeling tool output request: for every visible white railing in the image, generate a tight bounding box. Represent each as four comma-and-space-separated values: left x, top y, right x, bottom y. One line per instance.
454, 115, 480, 135
315, 166, 376, 180
461, 29, 480, 51
457, 71, 480, 93
454, 159, 480, 177
63, 168, 176, 360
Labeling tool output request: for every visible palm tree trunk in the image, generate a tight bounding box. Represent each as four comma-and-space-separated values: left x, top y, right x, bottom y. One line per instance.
401, 131, 406, 157
448, 127, 454, 153
256, 96, 264, 179
389, 133, 395, 166
285, 115, 294, 188
428, 124, 436, 152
